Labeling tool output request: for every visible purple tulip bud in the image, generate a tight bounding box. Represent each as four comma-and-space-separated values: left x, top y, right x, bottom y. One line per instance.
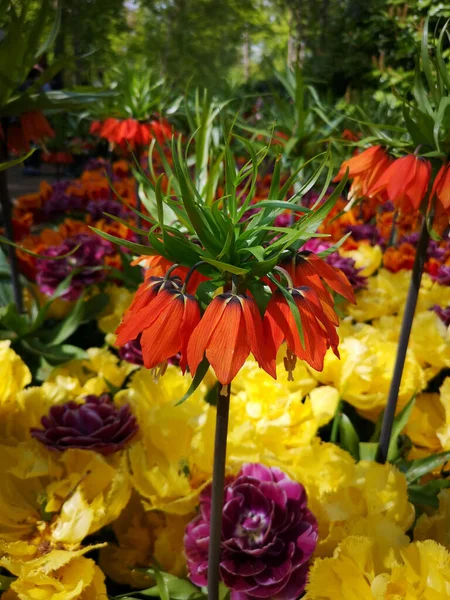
31, 394, 138, 455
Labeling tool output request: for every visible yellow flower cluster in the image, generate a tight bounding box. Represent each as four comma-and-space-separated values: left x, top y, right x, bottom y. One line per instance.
305, 537, 450, 599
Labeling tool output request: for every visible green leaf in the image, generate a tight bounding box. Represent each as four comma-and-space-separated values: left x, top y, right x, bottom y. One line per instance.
403, 450, 450, 484
359, 442, 378, 461
387, 395, 416, 462
408, 479, 450, 509
175, 358, 210, 406
89, 227, 154, 255
0, 574, 14, 591
138, 573, 200, 600
0, 149, 35, 171
200, 256, 249, 275
339, 414, 360, 460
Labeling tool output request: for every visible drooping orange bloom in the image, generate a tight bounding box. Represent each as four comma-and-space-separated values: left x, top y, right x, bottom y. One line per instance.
93, 116, 172, 148
132, 255, 208, 294
431, 163, 450, 212
368, 154, 431, 211
187, 293, 276, 385
283, 252, 356, 304
116, 276, 200, 373
89, 120, 102, 135
263, 285, 340, 374
4, 111, 54, 153
334, 145, 391, 202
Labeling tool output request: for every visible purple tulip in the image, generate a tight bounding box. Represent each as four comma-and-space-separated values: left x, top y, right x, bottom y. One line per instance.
432, 305, 450, 327
36, 233, 115, 300
184, 463, 318, 600
31, 394, 138, 455
86, 198, 129, 222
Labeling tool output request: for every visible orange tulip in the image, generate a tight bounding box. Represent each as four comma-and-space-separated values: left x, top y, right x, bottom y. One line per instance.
187, 293, 276, 385
115, 276, 200, 373
334, 145, 391, 202
368, 154, 431, 211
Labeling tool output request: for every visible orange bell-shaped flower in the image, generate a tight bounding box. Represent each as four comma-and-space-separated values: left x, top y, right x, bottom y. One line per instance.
115, 275, 200, 373
368, 154, 431, 211
334, 145, 391, 202
187, 293, 276, 385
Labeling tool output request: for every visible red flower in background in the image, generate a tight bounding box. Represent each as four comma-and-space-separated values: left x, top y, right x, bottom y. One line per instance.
91, 116, 172, 148
187, 293, 276, 385
3, 111, 55, 153
334, 145, 391, 203
431, 163, 450, 213
368, 154, 431, 211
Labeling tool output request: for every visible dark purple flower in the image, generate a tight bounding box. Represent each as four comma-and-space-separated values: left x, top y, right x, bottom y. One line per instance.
432, 305, 450, 327
380, 200, 395, 213
346, 224, 383, 246
119, 336, 181, 367
31, 394, 138, 455
84, 157, 112, 176
326, 253, 367, 291
43, 181, 85, 217
86, 198, 129, 222
432, 265, 450, 286
119, 336, 144, 366
184, 463, 317, 600
36, 233, 115, 300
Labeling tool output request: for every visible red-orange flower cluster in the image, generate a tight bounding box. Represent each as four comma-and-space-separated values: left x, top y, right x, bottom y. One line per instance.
114, 253, 355, 385
334, 145, 391, 203
3, 111, 55, 153
90, 117, 172, 148
335, 146, 434, 214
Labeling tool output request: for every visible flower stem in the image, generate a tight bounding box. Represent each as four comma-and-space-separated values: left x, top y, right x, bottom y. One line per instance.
0, 126, 23, 313
207, 384, 230, 600
377, 218, 430, 463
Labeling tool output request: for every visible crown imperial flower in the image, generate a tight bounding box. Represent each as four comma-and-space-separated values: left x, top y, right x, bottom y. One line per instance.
30, 394, 138, 455
184, 463, 318, 600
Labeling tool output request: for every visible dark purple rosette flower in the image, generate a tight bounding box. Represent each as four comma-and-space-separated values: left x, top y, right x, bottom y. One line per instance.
433, 265, 450, 286
432, 305, 450, 327
43, 181, 85, 217
36, 233, 115, 300
31, 394, 138, 455
119, 336, 144, 366
346, 224, 384, 246
86, 197, 129, 222
184, 463, 318, 600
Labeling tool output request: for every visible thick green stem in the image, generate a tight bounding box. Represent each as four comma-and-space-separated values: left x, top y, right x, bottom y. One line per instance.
377, 219, 430, 463
207, 385, 230, 600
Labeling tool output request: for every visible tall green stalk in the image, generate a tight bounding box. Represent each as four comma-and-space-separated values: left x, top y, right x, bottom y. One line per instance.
377, 218, 430, 463
207, 385, 230, 600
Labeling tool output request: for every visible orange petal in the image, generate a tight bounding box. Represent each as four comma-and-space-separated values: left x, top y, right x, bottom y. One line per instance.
187, 295, 228, 377
206, 297, 249, 384
140, 293, 185, 369
242, 296, 276, 379
179, 295, 201, 373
